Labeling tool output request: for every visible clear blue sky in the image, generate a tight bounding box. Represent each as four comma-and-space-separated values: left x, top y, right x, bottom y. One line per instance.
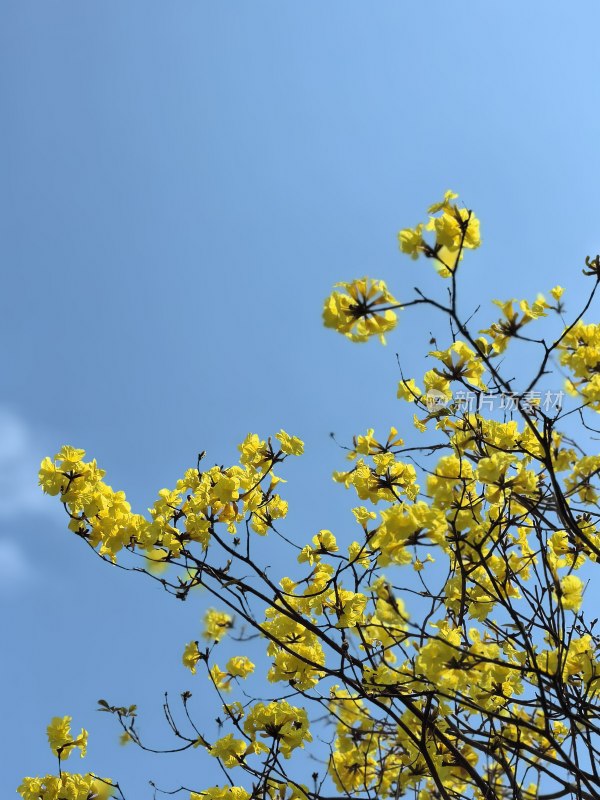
3, 1, 600, 796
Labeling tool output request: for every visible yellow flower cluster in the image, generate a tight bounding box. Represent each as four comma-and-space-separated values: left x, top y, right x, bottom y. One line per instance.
559, 320, 600, 409
243, 701, 312, 758
537, 633, 599, 689
327, 409, 593, 633
203, 608, 233, 642
209, 657, 255, 692
327, 684, 481, 797
333, 430, 419, 505
428, 340, 487, 390
262, 606, 326, 689
46, 716, 88, 759
18, 718, 113, 800
323, 277, 399, 343
26, 194, 600, 800
18, 774, 114, 800
398, 189, 481, 277
191, 788, 249, 800
39, 432, 303, 561
481, 294, 550, 353
297, 528, 338, 565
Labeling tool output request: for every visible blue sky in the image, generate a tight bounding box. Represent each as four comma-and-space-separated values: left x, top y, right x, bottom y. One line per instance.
3, 1, 600, 796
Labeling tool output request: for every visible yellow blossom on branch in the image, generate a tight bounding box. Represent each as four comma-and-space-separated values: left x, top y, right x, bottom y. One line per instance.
323, 277, 399, 343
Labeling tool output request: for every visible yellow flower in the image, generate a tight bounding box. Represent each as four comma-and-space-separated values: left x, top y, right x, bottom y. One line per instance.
202, 608, 233, 642
348, 541, 371, 568
238, 432, 269, 467
18, 774, 114, 800
210, 664, 232, 692
208, 734, 247, 768
413, 413, 427, 432
38, 457, 67, 496
276, 430, 304, 456
244, 701, 312, 758
323, 277, 399, 344
298, 529, 338, 564
423, 369, 452, 401
226, 656, 255, 679
351, 506, 377, 528
213, 474, 241, 503
191, 788, 250, 800
398, 224, 425, 259
397, 378, 422, 402
399, 193, 481, 279
46, 716, 88, 760
332, 589, 367, 628
427, 189, 459, 214
558, 575, 584, 611
54, 446, 87, 470
330, 748, 377, 792
429, 340, 486, 389
182, 641, 202, 673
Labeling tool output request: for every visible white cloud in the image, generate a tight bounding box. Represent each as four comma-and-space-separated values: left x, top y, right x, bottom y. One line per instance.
0, 407, 55, 518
